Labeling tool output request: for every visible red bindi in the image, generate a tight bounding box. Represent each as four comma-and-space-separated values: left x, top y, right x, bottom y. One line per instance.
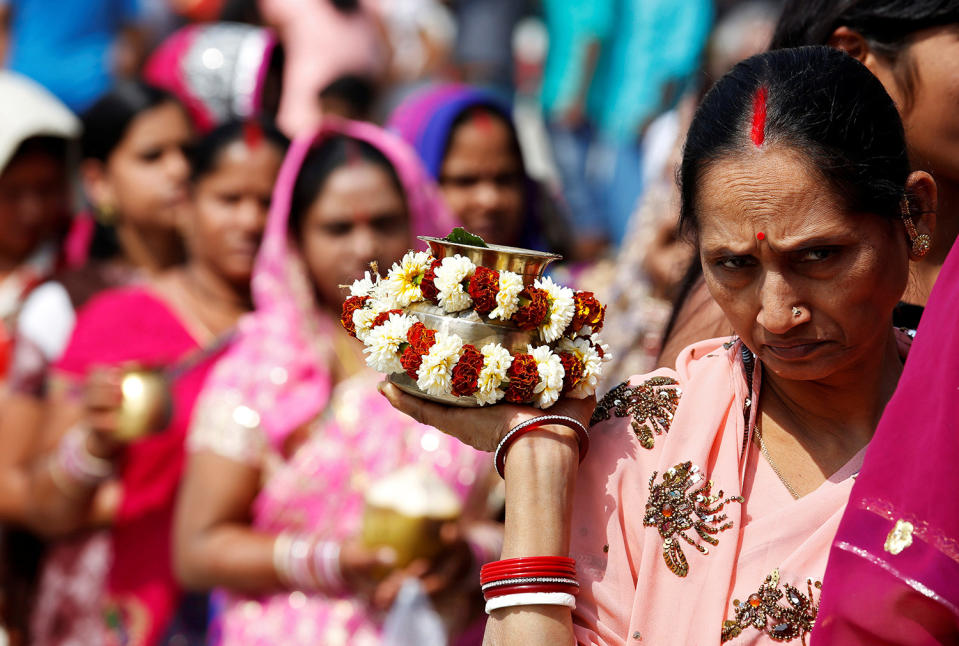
756, 232, 765, 241
750, 86, 768, 147
471, 109, 495, 133
244, 120, 263, 149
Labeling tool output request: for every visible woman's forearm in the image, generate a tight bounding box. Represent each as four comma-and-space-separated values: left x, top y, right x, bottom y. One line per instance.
175, 522, 283, 593
485, 426, 580, 646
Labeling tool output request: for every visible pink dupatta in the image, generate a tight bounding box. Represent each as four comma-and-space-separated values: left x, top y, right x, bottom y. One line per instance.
200, 117, 458, 454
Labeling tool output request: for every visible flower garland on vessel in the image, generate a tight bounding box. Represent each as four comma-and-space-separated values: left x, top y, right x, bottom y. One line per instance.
341, 251, 610, 408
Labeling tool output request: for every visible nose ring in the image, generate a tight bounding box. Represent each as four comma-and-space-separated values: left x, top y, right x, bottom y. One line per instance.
792, 306, 802, 318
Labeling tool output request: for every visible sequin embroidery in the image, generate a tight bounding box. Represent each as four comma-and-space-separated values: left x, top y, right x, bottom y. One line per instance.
591, 377, 681, 449
643, 462, 743, 577
885, 519, 915, 555
721, 569, 822, 644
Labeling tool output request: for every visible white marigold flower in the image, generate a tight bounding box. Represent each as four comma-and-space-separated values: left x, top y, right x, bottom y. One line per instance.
433, 255, 475, 312
363, 312, 415, 374
381, 251, 432, 308
558, 336, 603, 398
349, 271, 378, 298
529, 344, 564, 409
475, 343, 513, 405
352, 308, 380, 343
534, 276, 575, 343
488, 271, 524, 321
416, 331, 464, 396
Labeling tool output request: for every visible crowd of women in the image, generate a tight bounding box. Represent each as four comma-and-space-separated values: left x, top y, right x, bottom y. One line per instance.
0, 1, 957, 645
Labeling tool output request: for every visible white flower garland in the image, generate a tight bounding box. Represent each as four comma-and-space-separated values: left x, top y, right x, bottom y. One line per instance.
343, 253, 609, 408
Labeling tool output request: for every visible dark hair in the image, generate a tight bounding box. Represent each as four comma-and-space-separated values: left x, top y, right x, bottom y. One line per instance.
318, 75, 377, 121
329, 0, 360, 12
770, 0, 959, 107
81, 82, 184, 260
80, 81, 180, 163
679, 46, 910, 241
7, 136, 69, 167
289, 135, 404, 236
189, 117, 289, 183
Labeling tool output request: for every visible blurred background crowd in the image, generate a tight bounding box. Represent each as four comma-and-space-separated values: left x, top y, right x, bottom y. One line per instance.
3, 0, 954, 644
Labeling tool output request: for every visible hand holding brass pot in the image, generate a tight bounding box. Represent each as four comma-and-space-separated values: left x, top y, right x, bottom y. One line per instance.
115, 368, 173, 442
361, 465, 463, 574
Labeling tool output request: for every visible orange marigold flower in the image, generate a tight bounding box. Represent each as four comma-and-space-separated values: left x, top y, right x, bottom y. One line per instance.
341, 296, 369, 337
419, 258, 443, 303
511, 287, 550, 330
569, 291, 606, 333
467, 266, 500, 314
451, 344, 484, 397
558, 352, 585, 394
504, 353, 540, 403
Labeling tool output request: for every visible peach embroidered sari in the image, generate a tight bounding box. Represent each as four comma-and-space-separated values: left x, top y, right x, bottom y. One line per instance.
570, 337, 877, 646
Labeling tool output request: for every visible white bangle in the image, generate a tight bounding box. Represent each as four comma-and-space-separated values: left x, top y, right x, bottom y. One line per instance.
485, 592, 577, 614
272, 532, 293, 586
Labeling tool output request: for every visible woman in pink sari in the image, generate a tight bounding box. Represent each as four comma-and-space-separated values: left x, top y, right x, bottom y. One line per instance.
22, 119, 288, 646
174, 119, 493, 645
380, 46, 938, 645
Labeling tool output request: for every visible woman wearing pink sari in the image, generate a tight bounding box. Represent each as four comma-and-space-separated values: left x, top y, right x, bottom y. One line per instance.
174, 119, 492, 645
380, 46, 938, 644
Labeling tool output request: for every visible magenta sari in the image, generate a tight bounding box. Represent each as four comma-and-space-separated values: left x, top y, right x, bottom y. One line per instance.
34, 287, 225, 646
813, 244, 959, 644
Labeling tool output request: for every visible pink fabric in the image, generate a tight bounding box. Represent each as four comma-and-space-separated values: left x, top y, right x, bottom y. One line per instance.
814, 244, 959, 644
385, 83, 471, 146
194, 119, 482, 644
259, 0, 387, 135
206, 118, 457, 450
216, 372, 488, 645
47, 287, 220, 646
570, 338, 870, 646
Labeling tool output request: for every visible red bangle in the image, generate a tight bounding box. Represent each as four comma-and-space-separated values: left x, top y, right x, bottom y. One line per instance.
494, 415, 589, 478
480, 556, 575, 578
481, 567, 577, 583
484, 583, 580, 599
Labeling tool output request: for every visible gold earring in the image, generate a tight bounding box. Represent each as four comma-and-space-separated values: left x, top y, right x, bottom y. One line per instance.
900, 198, 931, 258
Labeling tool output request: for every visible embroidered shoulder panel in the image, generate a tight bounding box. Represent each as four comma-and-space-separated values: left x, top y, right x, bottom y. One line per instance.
643, 461, 743, 577
721, 569, 822, 644
590, 377, 680, 449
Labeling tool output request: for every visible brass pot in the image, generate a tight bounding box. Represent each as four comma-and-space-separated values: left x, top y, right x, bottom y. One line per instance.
389, 302, 537, 407
419, 236, 561, 287
360, 465, 462, 573
115, 369, 173, 442
388, 238, 564, 407
361, 505, 451, 571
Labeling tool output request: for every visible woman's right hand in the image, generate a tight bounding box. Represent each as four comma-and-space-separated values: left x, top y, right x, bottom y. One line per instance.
82, 366, 126, 459
338, 538, 398, 599
377, 382, 595, 453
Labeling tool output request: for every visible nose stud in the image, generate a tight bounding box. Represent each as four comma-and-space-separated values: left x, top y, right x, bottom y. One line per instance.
792, 306, 802, 318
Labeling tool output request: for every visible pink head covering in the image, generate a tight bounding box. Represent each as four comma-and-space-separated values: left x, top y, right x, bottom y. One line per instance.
143, 23, 279, 133
813, 243, 959, 641
201, 119, 457, 449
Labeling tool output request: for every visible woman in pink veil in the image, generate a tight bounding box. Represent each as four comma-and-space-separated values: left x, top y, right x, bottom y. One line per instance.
813, 243, 959, 643
173, 118, 494, 645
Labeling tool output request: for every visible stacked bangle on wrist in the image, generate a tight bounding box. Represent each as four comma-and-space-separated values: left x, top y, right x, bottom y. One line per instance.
480, 556, 579, 614
494, 415, 589, 478
53, 424, 115, 491
273, 532, 345, 593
